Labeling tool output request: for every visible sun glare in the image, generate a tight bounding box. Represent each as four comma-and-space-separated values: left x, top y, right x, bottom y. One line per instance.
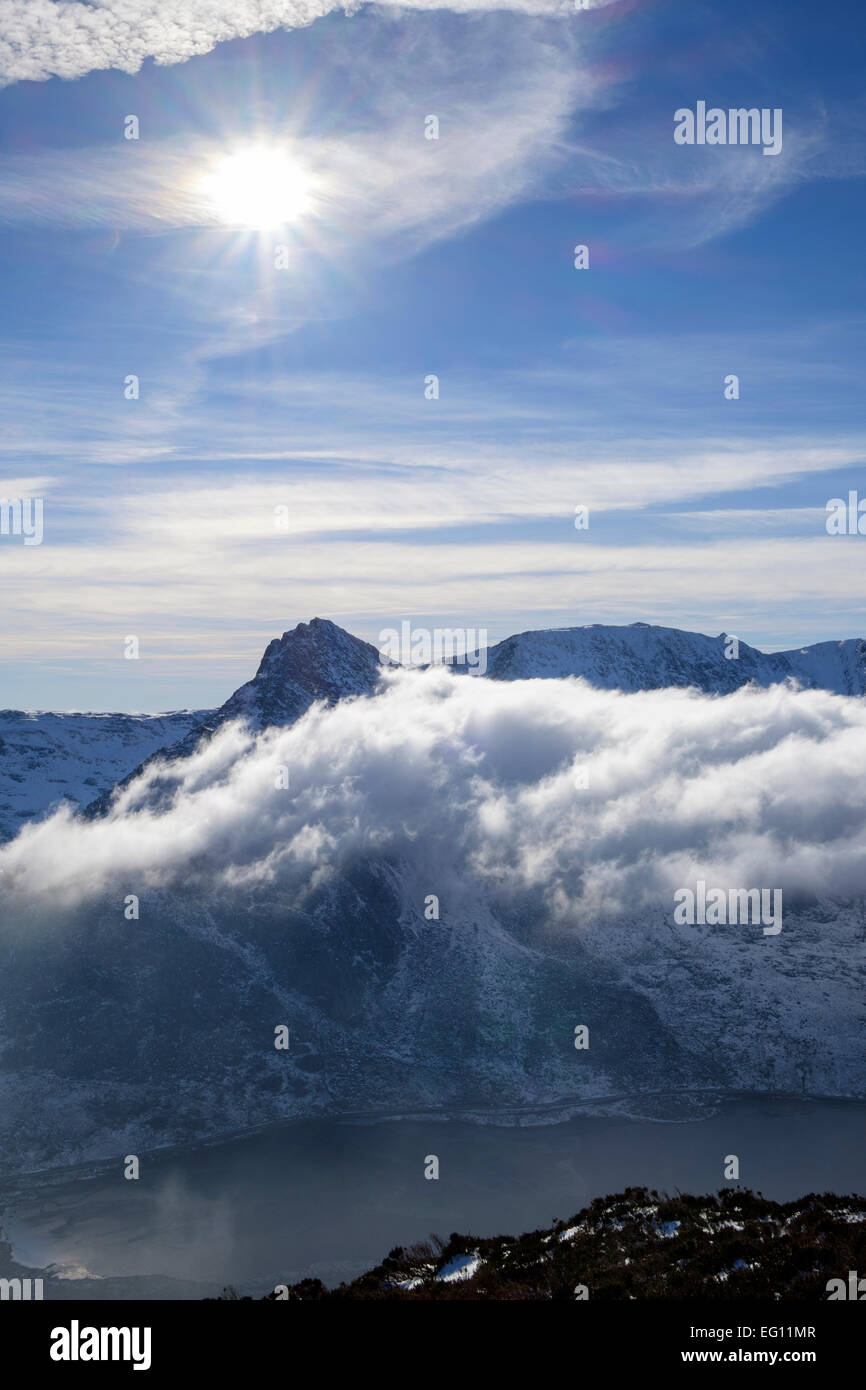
201, 146, 313, 229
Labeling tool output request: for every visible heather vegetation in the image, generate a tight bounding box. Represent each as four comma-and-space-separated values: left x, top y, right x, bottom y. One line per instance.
213, 1186, 866, 1300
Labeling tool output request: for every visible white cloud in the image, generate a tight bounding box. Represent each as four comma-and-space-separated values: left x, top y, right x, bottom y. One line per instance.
563, 122, 830, 249
0, 0, 574, 88
2, 521, 865, 667
3, 670, 866, 929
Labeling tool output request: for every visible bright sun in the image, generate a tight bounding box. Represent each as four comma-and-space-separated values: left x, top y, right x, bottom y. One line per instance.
200, 146, 313, 229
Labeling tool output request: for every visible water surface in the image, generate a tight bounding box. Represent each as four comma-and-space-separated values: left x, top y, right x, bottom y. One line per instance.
2, 1094, 864, 1298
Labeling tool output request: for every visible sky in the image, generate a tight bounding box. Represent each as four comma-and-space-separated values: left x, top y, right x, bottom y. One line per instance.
0, 0, 864, 711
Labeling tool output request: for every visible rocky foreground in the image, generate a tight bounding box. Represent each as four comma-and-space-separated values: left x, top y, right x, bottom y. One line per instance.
216, 1187, 866, 1300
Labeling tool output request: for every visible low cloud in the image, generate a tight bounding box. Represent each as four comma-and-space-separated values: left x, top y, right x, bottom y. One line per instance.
4, 670, 866, 935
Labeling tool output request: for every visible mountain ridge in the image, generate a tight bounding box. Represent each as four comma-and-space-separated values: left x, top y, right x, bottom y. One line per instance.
474, 622, 866, 695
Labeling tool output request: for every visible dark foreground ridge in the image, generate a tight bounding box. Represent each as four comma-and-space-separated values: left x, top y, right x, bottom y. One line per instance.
213, 1187, 866, 1300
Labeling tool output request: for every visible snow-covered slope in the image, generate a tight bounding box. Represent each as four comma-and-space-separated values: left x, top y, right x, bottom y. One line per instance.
0, 710, 209, 844
774, 637, 866, 697
477, 623, 866, 695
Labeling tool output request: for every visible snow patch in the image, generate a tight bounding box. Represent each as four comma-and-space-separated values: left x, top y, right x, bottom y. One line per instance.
436, 1254, 483, 1283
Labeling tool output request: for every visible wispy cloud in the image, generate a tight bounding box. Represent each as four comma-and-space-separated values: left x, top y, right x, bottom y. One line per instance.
0, 15, 592, 279
1, 526, 864, 669
2, 5, 857, 261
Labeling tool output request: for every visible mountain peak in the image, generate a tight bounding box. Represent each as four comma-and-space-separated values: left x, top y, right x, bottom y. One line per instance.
81, 619, 384, 819
225, 619, 383, 727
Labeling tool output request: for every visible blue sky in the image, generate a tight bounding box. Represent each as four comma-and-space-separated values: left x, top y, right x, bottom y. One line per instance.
0, 0, 864, 710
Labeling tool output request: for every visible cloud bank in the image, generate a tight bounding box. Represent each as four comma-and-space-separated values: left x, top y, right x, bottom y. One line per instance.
4, 670, 866, 936
1, 671, 863, 1168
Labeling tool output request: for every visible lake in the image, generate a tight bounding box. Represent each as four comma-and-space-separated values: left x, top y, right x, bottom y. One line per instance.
2, 1093, 864, 1299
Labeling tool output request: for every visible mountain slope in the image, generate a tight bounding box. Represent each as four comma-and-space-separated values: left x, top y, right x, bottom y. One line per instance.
477, 623, 866, 695
0, 709, 209, 844
220, 617, 386, 726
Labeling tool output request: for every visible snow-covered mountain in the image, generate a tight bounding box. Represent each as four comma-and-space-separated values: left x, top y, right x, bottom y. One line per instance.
86, 618, 866, 823
475, 623, 866, 696
0, 709, 209, 844
1, 618, 383, 837
6, 618, 866, 839
1, 622, 865, 1174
